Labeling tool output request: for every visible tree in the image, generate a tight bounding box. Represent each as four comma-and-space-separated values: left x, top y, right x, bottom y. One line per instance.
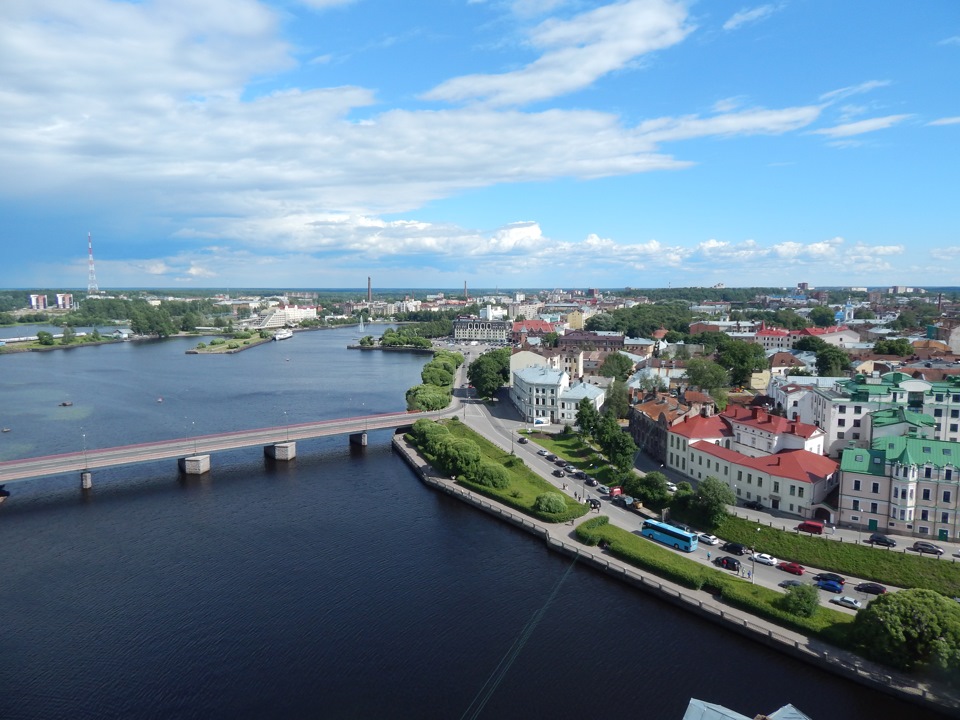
683, 358, 729, 391
599, 352, 634, 382
534, 492, 567, 514
689, 476, 735, 527
815, 345, 850, 376
474, 462, 509, 489
606, 429, 638, 471
780, 584, 820, 618
793, 336, 827, 353
575, 398, 600, 437
59, 325, 75, 345
467, 349, 511, 397
852, 589, 960, 673
604, 379, 630, 419
854, 307, 875, 320
627, 471, 671, 509
873, 338, 914, 357
37, 330, 54, 346
716, 340, 768, 386
808, 305, 837, 327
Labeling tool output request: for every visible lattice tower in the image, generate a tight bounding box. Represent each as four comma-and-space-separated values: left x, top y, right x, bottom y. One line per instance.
87, 232, 99, 294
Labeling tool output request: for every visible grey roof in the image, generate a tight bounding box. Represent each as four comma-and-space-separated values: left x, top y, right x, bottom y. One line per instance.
561, 382, 605, 401
683, 699, 812, 720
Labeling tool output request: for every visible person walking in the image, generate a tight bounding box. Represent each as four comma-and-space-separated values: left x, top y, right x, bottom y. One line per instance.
706, 551, 711, 562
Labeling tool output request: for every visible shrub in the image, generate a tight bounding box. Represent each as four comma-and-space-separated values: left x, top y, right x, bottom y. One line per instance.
779, 584, 820, 618
227, 342, 240, 349
534, 492, 567, 514
473, 462, 510, 489
196, 342, 206, 349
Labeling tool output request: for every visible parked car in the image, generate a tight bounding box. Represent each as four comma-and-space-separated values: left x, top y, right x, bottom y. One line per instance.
698, 533, 720, 546
796, 520, 825, 535
564, 464, 577, 473
598, 485, 610, 494
620, 495, 635, 507
537, 449, 549, 456
665, 481, 678, 493
721, 542, 748, 556
587, 498, 602, 510
517, 436, 529, 444
552, 469, 565, 478
854, 582, 887, 595
866, 532, 896, 547
830, 596, 863, 610
555, 459, 567, 466
714, 556, 741, 572
813, 572, 846, 586
573, 470, 587, 479
777, 561, 805, 575
743, 500, 763, 510
912, 541, 945, 555
815, 579, 843, 593
585, 477, 599, 487
778, 579, 804, 589
752, 553, 778, 566
545, 453, 557, 461
668, 521, 694, 534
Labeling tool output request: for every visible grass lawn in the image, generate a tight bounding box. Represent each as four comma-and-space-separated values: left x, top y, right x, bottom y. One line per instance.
717, 515, 960, 597
524, 432, 624, 484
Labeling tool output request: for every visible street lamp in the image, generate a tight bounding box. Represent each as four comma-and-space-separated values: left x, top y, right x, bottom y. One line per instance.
751, 527, 761, 584
284, 410, 289, 441
81, 430, 88, 469
192, 421, 197, 455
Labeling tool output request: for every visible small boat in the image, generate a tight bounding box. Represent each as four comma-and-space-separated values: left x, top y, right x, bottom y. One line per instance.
59, 401, 73, 407
157, 397, 163, 403
1, 428, 10, 433
273, 329, 294, 341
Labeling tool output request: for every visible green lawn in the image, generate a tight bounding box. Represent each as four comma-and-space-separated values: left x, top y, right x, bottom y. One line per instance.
524, 432, 623, 484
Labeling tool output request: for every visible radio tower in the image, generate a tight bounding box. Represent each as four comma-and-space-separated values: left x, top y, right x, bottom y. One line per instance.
87, 232, 100, 294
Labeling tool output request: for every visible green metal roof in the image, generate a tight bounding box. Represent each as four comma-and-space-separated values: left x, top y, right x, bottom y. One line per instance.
870, 407, 935, 429
839, 447, 887, 476
874, 436, 959, 468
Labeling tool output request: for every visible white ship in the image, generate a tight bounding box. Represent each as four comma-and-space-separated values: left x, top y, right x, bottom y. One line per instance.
273, 329, 294, 341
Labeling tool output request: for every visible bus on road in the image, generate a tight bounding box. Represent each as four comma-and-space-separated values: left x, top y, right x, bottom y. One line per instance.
641, 519, 699, 552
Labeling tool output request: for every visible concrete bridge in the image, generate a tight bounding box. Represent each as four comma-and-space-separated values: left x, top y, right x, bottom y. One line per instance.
0, 410, 435, 489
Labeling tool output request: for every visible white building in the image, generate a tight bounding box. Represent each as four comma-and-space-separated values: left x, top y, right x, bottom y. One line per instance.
511, 366, 569, 424
255, 304, 318, 328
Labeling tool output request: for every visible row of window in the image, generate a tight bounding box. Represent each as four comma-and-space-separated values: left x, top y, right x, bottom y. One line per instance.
852, 478, 955, 503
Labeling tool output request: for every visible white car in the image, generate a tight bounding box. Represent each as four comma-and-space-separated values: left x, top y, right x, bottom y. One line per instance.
698, 533, 720, 546
752, 553, 778, 566
665, 481, 678, 493
830, 596, 863, 611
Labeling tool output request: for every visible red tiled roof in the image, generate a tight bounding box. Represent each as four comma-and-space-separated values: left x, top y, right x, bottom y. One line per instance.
690, 444, 837, 484
722, 405, 821, 438
513, 319, 554, 333
670, 413, 732, 439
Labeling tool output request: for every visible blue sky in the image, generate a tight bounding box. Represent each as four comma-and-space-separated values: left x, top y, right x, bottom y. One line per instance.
2, 0, 958, 291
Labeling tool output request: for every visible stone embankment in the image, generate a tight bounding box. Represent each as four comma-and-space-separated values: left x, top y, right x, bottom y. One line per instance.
392, 432, 960, 718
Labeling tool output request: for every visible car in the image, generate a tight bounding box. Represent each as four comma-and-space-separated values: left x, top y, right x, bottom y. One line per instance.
573, 470, 587, 479
743, 500, 763, 510
537, 449, 549, 457
813, 572, 846, 586
668, 521, 694, 534
564, 464, 577, 473
714, 556, 741, 572
665, 481, 678, 493
830, 596, 863, 610
854, 582, 887, 595
587, 498, 602, 509
585, 477, 599, 487
698, 533, 720, 546
555, 458, 567, 466
778, 579, 804, 589
552, 469, 565, 478
620, 495, 635, 507
912, 541, 945, 555
752, 553, 778, 566
866, 532, 896, 547
545, 453, 557, 461
721, 542, 748, 556
598, 485, 610, 494
517, 436, 528, 444
777, 561, 805, 575
815, 579, 843, 593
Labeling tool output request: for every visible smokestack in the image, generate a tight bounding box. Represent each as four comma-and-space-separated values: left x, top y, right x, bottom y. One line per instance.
464, 281, 468, 301
367, 276, 372, 303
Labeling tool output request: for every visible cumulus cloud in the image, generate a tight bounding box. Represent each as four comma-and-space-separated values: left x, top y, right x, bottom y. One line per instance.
423, 0, 693, 106
811, 114, 912, 138
723, 4, 782, 32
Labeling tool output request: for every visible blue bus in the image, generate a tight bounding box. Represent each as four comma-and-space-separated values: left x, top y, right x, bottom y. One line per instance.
641, 519, 699, 553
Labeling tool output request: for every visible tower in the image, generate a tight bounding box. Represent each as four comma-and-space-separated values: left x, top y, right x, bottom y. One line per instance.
367, 276, 372, 303
87, 232, 99, 294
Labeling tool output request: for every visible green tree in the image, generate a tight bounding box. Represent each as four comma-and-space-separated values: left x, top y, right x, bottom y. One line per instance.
599, 352, 634, 381
437, 437, 482, 478
815, 345, 850, 376
466, 349, 511, 397
37, 330, 54, 346
474, 462, 509, 489
683, 358, 729, 391
716, 340, 768, 386
59, 326, 75, 345
808, 305, 837, 327
405, 384, 451, 411
852, 589, 960, 673
793, 336, 827, 353
534, 492, 567, 514
605, 379, 630, 419
854, 307, 875, 320
690, 476, 735, 527
780, 584, 820, 618
873, 338, 914, 357
627, 471, 670, 509
575, 398, 600, 437
606, 429, 637, 472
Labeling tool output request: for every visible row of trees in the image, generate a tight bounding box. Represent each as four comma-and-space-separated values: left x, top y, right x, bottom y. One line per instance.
466, 348, 512, 398
405, 350, 463, 411
574, 399, 637, 474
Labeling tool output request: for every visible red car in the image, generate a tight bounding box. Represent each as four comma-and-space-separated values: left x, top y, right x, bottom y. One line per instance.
777, 561, 805, 575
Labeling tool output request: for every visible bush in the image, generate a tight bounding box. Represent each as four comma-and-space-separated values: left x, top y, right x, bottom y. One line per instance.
227, 342, 240, 349
196, 342, 206, 349
473, 462, 510, 489
779, 584, 820, 618
534, 492, 568, 514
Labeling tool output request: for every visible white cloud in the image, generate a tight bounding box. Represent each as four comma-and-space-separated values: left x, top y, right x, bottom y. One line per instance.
423, 0, 693, 106
811, 114, 912, 139
938, 36, 960, 46
722, 4, 781, 32
928, 116, 960, 126
298, 0, 357, 9
819, 80, 890, 103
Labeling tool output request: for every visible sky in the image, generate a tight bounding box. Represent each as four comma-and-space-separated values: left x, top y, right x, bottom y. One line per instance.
2, 0, 958, 291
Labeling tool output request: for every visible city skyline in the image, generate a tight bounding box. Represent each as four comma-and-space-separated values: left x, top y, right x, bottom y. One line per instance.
2, 1, 958, 289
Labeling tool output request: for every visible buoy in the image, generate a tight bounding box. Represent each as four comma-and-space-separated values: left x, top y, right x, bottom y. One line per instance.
157, 397, 163, 403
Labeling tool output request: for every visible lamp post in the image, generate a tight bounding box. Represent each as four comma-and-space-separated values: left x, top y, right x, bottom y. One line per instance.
751, 527, 761, 584
192, 421, 197, 455
81, 429, 88, 469
284, 410, 289, 442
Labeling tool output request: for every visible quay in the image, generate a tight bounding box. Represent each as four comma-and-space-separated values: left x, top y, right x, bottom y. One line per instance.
391, 432, 960, 717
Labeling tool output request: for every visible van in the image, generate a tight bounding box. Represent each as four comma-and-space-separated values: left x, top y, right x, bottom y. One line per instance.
796, 520, 824, 535
608, 486, 623, 498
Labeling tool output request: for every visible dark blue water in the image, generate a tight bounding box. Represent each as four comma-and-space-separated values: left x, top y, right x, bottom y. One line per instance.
0, 328, 948, 719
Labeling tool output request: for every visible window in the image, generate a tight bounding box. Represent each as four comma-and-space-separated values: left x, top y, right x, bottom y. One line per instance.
798, 487, 804, 499
839, 405, 847, 413
757, 478, 762, 487
853, 480, 861, 491
936, 394, 945, 402
838, 419, 846, 427
944, 491, 953, 504
870, 502, 878, 514
773, 481, 779, 493
951, 424, 958, 433
871, 482, 880, 494
853, 419, 861, 427
925, 467, 932, 479
893, 487, 900, 499
852, 499, 860, 511
837, 432, 845, 439
789, 486, 796, 496
747, 473, 752, 484
935, 409, 944, 417
922, 509, 929, 521
923, 488, 931, 501
854, 406, 862, 414
943, 512, 950, 524
952, 410, 959, 419
737, 470, 742, 481
948, 469, 953, 481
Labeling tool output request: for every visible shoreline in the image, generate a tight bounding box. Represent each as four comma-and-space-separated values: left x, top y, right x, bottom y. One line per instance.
392, 432, 960, 718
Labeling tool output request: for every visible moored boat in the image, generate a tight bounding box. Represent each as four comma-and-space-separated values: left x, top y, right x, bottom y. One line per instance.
273, 329, 294, 341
